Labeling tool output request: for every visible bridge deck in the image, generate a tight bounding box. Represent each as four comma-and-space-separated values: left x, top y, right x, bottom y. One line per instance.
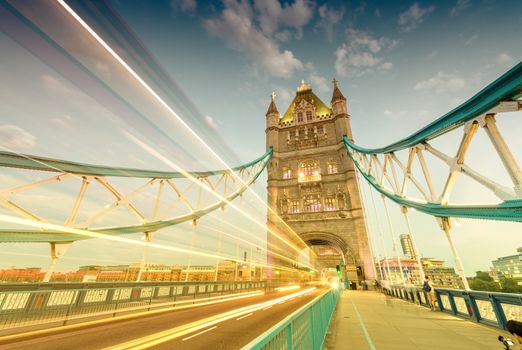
325, 290, 512, 350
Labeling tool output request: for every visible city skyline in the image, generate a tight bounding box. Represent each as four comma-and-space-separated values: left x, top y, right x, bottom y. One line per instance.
0, 0, 521, 275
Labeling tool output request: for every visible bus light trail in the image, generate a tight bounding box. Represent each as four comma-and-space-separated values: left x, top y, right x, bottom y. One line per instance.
56, 0, 314, 257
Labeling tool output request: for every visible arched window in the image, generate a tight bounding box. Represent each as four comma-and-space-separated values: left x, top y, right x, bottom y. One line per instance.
289, 200, 300, 213
282, 167, 291, 179
324, 197, 336, 211
297, 112, 304, 123
303, 195, 321, 212
298, 160, 321, 182
306, 110, 313, 121
327, 162, 338, 174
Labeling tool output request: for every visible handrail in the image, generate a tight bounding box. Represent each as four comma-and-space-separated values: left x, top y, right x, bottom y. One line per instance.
0, 148, 273, 178
384, 285, 522, 331
242, 287, 339, 350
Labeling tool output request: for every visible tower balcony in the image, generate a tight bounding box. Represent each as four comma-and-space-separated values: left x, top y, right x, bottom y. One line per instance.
298, 171, 321, 183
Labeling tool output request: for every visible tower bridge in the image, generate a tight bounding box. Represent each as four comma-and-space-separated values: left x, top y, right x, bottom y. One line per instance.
0, 1, 521, 348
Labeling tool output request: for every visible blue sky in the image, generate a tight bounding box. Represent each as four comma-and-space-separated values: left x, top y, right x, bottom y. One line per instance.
0, 0, 521, 274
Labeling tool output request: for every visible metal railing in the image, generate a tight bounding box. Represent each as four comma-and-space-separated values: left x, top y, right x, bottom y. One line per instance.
0, 280, 266, 333
384, 285, 522, 330
242, 287, 339, 350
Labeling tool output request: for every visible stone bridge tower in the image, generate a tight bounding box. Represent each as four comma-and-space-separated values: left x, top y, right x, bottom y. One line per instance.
265, 80, 375, 284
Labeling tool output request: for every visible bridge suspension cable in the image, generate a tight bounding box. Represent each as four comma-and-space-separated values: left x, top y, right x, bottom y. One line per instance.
344, 61, 522, 289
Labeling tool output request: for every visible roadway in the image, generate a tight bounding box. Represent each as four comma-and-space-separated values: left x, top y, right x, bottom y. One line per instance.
0, 285, 325, 350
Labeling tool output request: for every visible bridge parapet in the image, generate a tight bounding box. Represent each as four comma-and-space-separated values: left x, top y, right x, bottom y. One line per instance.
383, 284, 522, 331
242, 287, 339, 350
0, 280, 266, 334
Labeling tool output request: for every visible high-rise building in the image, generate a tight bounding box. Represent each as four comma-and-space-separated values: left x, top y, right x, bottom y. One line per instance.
492, 247, 522, 285
400, 234, 416, 260
265, 80, 374, 284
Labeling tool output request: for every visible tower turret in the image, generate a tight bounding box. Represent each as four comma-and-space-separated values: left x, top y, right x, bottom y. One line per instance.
331, 78, 353, 141
266, 92, 280, 151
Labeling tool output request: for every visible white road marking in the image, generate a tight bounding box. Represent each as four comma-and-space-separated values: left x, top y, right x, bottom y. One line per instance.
181, 326, 217, 341
236, 313, 253, 320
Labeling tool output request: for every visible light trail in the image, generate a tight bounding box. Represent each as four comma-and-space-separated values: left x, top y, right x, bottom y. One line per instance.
235, 313, 253, 320
199, 224, 315, 270
124, 131, 313, 264
181, 326, 217, 341
275, 285, 301, 292
103, 287, 318, 350
55, 0, 314, 257
0, 289, 264, 343
0, 214, 305, 274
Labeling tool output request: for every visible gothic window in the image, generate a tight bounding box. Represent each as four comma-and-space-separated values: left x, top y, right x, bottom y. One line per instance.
297, 112, 304, 123
327, 162, 338, 174
324, 197, 336, 211
282, 167, 291, 179
298, 160, 320, 182
289, 200, 300, 213
306, 110, 313, 121
303, 195, 321, 212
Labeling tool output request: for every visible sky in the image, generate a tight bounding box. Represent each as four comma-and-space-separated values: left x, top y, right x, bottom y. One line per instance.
0, 0, 521, 275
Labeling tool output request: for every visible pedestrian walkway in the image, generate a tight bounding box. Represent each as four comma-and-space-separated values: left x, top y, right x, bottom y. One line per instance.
324, 290, 513, 350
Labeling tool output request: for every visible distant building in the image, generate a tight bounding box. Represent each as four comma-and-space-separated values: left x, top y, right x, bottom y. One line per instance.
422, 258, 464, 289
378, 257, 463, 288
400, 234, 416, 260
492, 247, 522, 285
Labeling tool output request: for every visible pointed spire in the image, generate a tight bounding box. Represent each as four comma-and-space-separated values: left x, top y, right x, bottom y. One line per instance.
266, 91, 279, 116
331, 77, 346, 103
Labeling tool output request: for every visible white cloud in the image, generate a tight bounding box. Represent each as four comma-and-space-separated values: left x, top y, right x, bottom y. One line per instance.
308, 74, 329, 93
278, 88, 292, 102
449, 0, 470, 17
254, 0, 314, 39
0, 125, 36, 151
204, 0, 305, 78
204, 115, 219, 130
398, 3, 435, 32
464, 34, 478, 46
383, 110, 393, 116
334, 29, 396, 76
496, 53, 515, 67
170, 0, 197, 14
414, 72, 465, 93
317, 4, 344, 43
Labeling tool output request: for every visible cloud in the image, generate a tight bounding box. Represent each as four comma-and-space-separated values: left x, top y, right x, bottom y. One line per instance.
204, 0, 305, 78
334, 29, 396, 76
204, 115, 219, 130
449, 0, 470, 17
398, 3, 435, 32
308, 74, 329, 93
316, 4, 344, 43
464, 34, 478, 46
496, 53, 515, 67
414, 72, 465, 93
170, 0, 197, 14
0, 125, 36, 151
254, 0, 314, 39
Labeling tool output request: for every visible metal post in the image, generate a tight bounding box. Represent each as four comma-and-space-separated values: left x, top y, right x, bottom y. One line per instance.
441, 218, 470, 290
382, 197, 406, 285
401, 207, 425, 284
185, 220, 197, 282
483, 114, 522, 194
42, 242, 70, 282
136, 232, 153, 282
214, 207, 224, 281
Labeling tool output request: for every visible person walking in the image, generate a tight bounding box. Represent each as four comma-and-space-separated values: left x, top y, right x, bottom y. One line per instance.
423, 275, 437, 310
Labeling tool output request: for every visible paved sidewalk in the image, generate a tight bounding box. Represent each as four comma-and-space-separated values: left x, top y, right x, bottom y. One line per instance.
324, 290, 513, 350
